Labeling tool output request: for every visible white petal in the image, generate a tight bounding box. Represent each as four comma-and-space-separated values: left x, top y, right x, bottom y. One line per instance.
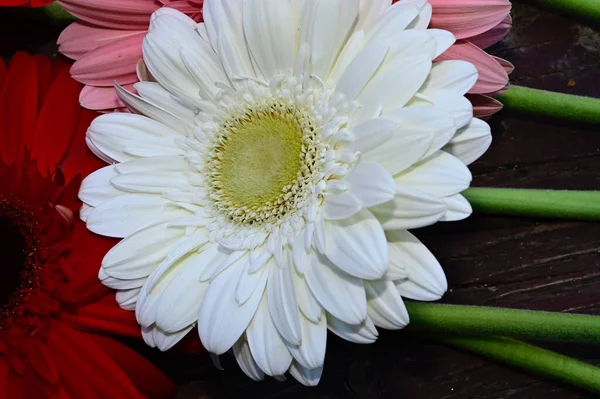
288, 314, 327, 370
362, 129, 432, 176
384, 106, 456, 159
346, 162, 395, 208
441, 193, 472, 221
443, 118, 492, 165
327, 314, 378, 344
198, 257, 268, 355
87, 113, 183, 163
299, 0, 359, 78
243, 0, 297, 79
305, 252, 367, 325
246, 294, 293, 376
423, 60, 478, 96
364, 3, 420, 45
365, 279, 409, 329
324, 191, 362, 220
143, 17, 204, 106
155, 253, 210, 333
154, 325, 194, 351
428, 29, 455, 58
79, 165, 120, 207
292, 234, 308, 275
371, 187, 446, 230
134, 82, 195, 124
236, 258, 268, 305
293, 269, 323, 324
180, 44, 230, 100
324, 209, 388, 280
387, 230, 447, 301
289, 362, 323, 387
109, 170, 188, 195
354, 55, 432, 123
416, 89, 473, 129
348, 117, 396, 154
395, 151, 472, 198
406, 0, 432, 30
100, 271, 147, 290
233, 336, 265, 381
86, 195, 189, 238
356, 0, 392, 31
115, 288, 141, 311
267, 257, 302, 346
335, 40, 388, 101
101, 221, 184, 280
115, 83, 191, 133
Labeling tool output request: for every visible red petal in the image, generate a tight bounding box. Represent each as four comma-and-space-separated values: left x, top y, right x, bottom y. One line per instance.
33, 55, 51, 104
0, 52, 38, 164
50, 350, 100, 399
24, 340, 59, 384
60, 109, 106, 182
467, 94, 504, 119
0, 58, 7, 88
60, 295, 140, 338
0, 360, 8, 399
30, 63, 82, 175
89, 334, 177, 399
47, 322, 146, 399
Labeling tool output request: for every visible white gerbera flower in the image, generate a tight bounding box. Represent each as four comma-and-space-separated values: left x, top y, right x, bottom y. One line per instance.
81, 0, 491, 386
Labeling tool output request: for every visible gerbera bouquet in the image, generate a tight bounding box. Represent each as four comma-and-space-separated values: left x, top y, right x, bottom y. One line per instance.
2, 0, 600, 397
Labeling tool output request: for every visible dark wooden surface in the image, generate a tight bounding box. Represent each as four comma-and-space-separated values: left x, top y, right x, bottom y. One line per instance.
3, 2, 600, 398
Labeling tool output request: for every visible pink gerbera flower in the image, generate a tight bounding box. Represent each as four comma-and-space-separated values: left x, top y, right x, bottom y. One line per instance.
57, 0, 204, 111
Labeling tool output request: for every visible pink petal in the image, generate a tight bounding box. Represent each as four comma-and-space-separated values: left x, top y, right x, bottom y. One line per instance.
79, 84, 136, 111
470, 14, 512, 49
70, 32, 144, 86
164, 0, 203, 16
429, 0, 511, 41
467, 94, 503, 119
58, 22, 146, 60
438, 41, 509, 95
58, 0, 160, 30
492, 55, 514, 75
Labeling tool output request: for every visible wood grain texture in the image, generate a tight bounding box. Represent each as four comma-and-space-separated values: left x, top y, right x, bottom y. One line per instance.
2, 1, 599, 398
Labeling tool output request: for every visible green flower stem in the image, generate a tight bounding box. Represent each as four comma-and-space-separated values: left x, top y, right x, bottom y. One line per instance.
463, 188, 600, 220
40, 2, 75, 24
496, 85, 600, 124
528, 0, 600, 24
439, 335, 600, 394
405, 302, 600, 344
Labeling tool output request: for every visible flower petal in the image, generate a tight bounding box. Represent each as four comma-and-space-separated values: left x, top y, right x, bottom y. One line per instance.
267, 256, 302, 346
288, 314, 327, 370
243, 0, 297, 79
198, 257, 268, 355
365, 279, 409, 329
346, 162, 396, 208
371, 186, 446, 230
305, 252, 367, 325
327, 314, 378, 344
387, 230, 447, 301
395, 151, 472, 197
233, 337, 265, 381
443, 117, 492, 165
323, 209, 388, 280
246, 294, 293, 376
289, 362, 323, 387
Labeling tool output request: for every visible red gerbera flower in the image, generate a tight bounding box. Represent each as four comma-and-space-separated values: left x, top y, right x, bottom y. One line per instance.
0, 0, 52, 6
0, 52, 176, 399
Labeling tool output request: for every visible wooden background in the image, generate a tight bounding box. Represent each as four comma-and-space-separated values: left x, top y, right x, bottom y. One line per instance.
2, 1, 600, 398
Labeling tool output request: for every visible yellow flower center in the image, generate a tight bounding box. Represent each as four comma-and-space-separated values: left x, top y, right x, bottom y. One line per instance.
218, 110, 303, 210
208, 102, 321, 225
